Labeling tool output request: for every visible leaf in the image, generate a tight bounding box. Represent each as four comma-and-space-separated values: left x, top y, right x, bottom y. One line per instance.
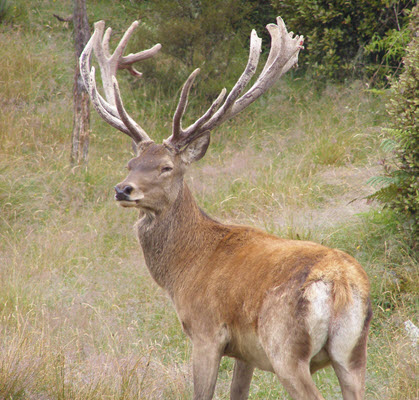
380, 138, 398, 153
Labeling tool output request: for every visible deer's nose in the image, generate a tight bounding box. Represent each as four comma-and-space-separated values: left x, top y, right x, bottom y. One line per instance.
114, 184, 133, 200
120, 185, 133, 195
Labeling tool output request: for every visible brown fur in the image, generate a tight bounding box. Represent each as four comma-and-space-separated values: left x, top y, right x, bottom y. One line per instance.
112, 142, 371, 399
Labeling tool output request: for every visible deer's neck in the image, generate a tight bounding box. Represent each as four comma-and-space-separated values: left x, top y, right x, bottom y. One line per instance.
136, 182, 228, 296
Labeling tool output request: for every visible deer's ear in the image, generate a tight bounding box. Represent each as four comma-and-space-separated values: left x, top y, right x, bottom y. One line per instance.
180, 132, 210, 164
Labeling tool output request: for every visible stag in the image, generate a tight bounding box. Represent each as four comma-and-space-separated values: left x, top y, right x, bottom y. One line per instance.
80, 18, 372, 400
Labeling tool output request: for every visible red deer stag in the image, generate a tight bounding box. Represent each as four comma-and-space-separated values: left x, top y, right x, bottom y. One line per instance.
80, 18, 372, 400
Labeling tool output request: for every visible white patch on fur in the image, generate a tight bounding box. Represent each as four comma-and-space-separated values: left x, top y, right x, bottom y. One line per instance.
304, 281, 332, 358
328, 294, 364, 365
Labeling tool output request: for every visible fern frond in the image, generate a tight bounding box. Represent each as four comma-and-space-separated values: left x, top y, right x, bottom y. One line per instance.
381, 138, 398, 152
367, 175, 398, 188
366, 184, 399, 204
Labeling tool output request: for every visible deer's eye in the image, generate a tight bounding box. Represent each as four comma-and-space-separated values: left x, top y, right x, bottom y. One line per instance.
161, 166, 173, 174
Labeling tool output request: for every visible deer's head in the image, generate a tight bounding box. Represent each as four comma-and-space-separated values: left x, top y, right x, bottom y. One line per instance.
80, 19, 303, 213
113, 136, 209, 211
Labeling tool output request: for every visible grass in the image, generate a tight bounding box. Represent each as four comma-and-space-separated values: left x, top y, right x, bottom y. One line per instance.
1, 1, 418, 399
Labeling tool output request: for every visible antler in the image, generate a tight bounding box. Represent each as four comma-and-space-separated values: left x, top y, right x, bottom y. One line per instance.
80, 20, 161, 144
165, 17, 304, 151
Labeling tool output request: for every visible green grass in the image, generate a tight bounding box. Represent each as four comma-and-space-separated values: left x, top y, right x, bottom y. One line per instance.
0, 1, 418, 399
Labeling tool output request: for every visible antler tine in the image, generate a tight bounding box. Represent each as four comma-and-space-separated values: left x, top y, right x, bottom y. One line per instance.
232, 17, 304, 116
199, 29, 262, 130
112, 76, 151, 142
110, 21, 162, 77
80, 20, 161, 144
165, 17, 303, 151
112, 21, 139, 61
80, 39, 130, 131
182, 87, 227, 138
259, 19, 282, 78
165, 71, 228, 150
102, 27, 112, 58
80, 30, 131, 136
80, 22, 146, 142
88, 66, 139, 140
172, 68, 200, 139
90, 66, 150, 143
165, 30, 261, 150
80, 26, 97, 94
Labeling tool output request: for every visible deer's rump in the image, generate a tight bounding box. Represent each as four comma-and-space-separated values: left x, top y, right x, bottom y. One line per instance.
175, 227, 370, 370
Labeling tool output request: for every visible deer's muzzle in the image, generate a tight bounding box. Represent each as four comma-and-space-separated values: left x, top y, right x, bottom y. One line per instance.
114, 184, 133, 201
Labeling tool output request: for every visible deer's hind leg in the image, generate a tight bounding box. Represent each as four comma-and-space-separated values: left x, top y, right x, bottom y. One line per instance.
259, 325, 326, 400
310, 348, 331, 374
273, 360, 325, 400
258, 283, 329, 400
328, 298, 372, 400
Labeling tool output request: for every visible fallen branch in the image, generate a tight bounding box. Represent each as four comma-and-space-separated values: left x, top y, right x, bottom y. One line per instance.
53, 13, 73, 23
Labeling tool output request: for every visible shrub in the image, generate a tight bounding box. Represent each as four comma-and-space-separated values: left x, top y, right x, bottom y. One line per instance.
368, 5, 419, 245
271, 0, 414, 84
136, 0, 254, 100
0, 0, 10, 23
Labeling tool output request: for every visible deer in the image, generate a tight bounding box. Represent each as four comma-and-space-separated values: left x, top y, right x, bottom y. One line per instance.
80, 17, 372, 400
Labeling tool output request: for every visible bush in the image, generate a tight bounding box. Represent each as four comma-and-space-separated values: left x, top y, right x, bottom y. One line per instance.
271, 0, 414, 84
368, 5, 419, 245
136, 0, 254, 100
0, 0, 10, 23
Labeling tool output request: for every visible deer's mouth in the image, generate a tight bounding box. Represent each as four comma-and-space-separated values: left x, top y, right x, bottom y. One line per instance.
116, 199, 138, 208
115, 192, 144, 208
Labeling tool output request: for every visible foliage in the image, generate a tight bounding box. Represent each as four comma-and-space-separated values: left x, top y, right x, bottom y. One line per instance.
364, 23, 412, 83
246, 0, 278, 46
0, 0, 10, 23
131, 0, 256, 100
368, 5, 419, 244
271, 0, 414, 84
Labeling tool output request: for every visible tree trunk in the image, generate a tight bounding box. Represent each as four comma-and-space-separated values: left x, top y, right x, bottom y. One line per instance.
70, 0, 90, 165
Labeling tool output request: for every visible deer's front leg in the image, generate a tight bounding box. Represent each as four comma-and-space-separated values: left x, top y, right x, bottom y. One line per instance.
230, 359, 254, 400
192, 341, 222, 400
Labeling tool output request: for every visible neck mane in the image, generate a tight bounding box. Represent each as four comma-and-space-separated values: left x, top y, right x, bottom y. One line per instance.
136, 182, 229, 296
